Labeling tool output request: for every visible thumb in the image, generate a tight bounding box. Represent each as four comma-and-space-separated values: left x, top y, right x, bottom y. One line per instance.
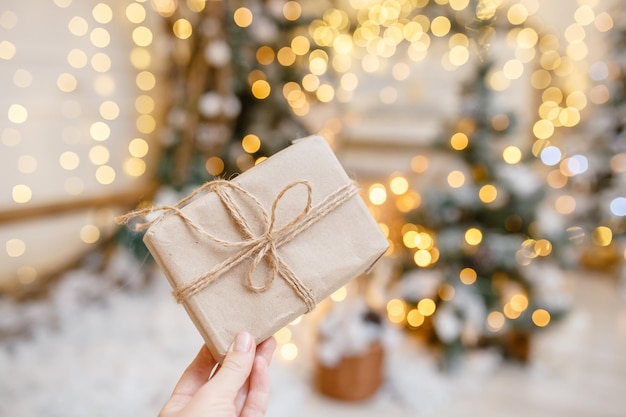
208, 331, 256, 395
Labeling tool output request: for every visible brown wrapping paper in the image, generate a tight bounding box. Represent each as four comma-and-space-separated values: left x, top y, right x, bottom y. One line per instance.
143, 135, 389, 360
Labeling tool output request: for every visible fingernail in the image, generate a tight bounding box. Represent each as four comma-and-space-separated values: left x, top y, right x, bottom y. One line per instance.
234, 331, 253, 352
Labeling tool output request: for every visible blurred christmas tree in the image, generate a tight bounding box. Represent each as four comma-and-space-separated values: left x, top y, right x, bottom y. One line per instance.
392, 59, 568, 366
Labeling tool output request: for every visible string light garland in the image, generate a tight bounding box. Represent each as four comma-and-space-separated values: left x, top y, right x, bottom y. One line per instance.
0, 0, 161, 291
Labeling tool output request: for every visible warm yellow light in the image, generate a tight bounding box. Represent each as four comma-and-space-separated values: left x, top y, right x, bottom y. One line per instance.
465, 228, 483, 246
151, 0, 176, 17
450, 132, 469, 150
233, 7, 253, 27
503, 59, 524, 80
417, 298, 436, 316
132, 26, 153, 47
95, 165, 116, 185
124, 158, 146, 177
574, 5, 595, 26
136, 71, 156, 91
406, 309, 425, 327
242, 134, 261, 153
0, 40, 15, 60
277, 47, 296, 66
274, 327, 292, 344
386, 298, 406, 324
90, 122, 111, 142
316, 84, 335, 102
479, 184, 497, 203
283, 1, 302, 21
403, 230, 419, 249
592, 226, 613, 247
126, 3, 146, 23
251, 80, 271, 99
532, 309, 550, 327
97, 101, 119, 121
80, 225, 100, 244
413, 249, 432, 267
449, 0, 470, 11
6, 238, 26, 257
503, 303, 521, 319
330, 286, 347, 302
502, 146, 522, 164
12, 184, 32, 203
90, 27, 111, 48
92, 3, 112, 23
68, 16, 88, 36
89, 145, 110, 165
459, 267, 477, 285
430, 16, 451, 37
67, 49, 87, 68
416, 233, 433, 250
172, 19, 192, 39
507, 3, 528, 25
448, 45, 469, 66
291, 35, 310, 55
487, 311, 505, 332
510, 294, 529, 312
533, 120, 554, 140
8, 104, 28, 123
369, 183, 387, 205
135, 95, 155, 114
389, 176, 409, 195
280, 343, 298, 360
59, 151, 80, 170
535, 239, 552, 256
447, 170, 465, 188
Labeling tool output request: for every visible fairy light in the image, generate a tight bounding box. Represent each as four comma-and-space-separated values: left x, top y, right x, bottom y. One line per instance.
531, 309, 550, 327
330, 286, 348, 302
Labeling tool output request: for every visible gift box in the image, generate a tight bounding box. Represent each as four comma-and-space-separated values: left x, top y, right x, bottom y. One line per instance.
123, 135, 388, 360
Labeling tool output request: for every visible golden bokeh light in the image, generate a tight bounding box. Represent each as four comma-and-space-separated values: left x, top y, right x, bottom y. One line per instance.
369, 183, 387, 205
233, 7, 253, 28
465, 228, 483, 246
447, 170, 465, 188
532, 309, 550, 327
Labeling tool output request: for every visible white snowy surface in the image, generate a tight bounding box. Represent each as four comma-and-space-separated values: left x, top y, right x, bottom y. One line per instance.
1, 250, 626, 417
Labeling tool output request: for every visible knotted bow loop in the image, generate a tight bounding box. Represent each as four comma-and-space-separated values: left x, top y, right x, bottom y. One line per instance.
245, 180, 313, 293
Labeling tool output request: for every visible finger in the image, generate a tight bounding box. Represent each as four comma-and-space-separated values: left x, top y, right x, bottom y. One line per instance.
235, 335, 276, 412
241, 352, 273, 417
205, 331, 256, 396
159, 345, 217, 417
256, 336, 277, 365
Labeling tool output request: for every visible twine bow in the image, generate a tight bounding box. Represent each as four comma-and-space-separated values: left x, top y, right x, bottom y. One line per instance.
116, 179, 359, 312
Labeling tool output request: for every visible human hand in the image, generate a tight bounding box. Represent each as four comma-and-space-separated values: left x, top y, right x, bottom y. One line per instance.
159, 332, 277, 417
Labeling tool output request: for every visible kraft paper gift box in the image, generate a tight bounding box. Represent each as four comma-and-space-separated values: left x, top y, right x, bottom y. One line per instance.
125, 135, 388, 361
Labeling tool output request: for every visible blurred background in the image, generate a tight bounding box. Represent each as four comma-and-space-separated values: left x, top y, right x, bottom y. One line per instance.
1, 0, 625, 416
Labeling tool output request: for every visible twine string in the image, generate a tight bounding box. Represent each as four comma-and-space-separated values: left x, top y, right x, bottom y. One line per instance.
116, 179, 359, 312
